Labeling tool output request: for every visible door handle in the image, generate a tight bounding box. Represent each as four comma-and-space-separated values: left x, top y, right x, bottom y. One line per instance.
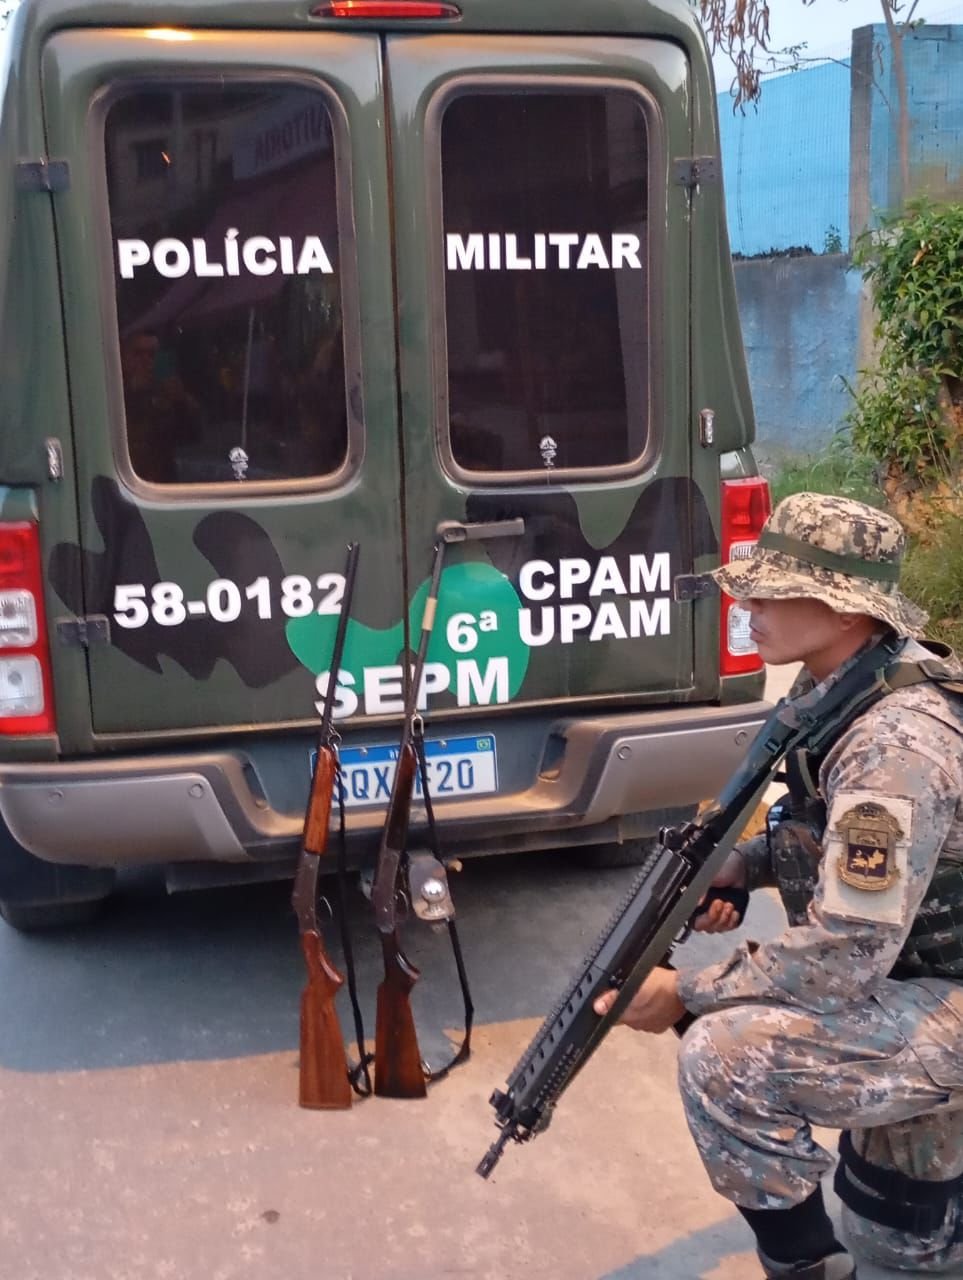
436, 518, 525, 544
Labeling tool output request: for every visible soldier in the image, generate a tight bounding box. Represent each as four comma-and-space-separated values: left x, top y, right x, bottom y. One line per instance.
594, 493, 963, 1278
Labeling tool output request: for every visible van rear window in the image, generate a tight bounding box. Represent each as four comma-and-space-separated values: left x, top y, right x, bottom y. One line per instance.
105, 84, 348, 486
440, 90, 650, 477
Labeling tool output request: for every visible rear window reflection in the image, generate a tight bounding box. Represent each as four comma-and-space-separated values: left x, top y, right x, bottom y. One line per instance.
441, 90, 650, 477
105, 84, 348, 486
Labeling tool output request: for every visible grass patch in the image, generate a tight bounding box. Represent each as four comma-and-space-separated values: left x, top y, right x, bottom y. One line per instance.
902, 516, 963, 653
768, 438, 884, 509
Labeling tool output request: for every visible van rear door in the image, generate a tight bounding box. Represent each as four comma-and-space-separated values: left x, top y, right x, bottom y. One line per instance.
41, 30, 405, 738
385, 37, 710, 716
41, 27, 709, 744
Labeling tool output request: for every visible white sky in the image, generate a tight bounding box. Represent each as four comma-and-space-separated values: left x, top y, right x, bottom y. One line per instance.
719, 0, 963, 71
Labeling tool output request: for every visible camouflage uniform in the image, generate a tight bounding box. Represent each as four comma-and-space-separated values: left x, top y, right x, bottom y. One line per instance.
675, 493, 963, 1273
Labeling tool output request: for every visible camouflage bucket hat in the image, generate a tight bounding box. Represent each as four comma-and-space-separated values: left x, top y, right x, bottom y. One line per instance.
712, 491, 928, 638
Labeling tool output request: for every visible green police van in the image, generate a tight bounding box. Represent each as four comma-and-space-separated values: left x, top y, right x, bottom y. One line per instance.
0, 0, 772, 928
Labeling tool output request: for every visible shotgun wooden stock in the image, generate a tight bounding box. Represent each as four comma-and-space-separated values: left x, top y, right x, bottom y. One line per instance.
293, 745, 352, 1109
299, 931, 353, 1109
372, 743, 427, 1097
374, 935, 427, 1098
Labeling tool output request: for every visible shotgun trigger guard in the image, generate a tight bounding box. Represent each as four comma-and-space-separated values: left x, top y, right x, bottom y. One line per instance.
408, 852, 456, 923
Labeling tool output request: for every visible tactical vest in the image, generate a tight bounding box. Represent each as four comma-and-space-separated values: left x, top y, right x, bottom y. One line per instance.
767, 641, 963, 980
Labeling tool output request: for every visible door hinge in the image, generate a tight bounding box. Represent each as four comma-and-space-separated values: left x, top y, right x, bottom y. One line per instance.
16, 159, 71, 193
673, 157, 719, 192
673, 574, 719, 602
56, 616, 111, 648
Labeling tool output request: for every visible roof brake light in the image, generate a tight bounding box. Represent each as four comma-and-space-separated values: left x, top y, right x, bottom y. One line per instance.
313, 1, 461, 16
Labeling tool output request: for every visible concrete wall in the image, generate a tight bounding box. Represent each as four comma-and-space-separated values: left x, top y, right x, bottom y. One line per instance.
720, 23, 963, 256
723, 23, 963, 456
733, 254, 862, 458
718, 62, 850, 258
851, 23, 963, 239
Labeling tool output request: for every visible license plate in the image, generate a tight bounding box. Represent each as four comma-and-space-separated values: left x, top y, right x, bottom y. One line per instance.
314, 735, 498, 809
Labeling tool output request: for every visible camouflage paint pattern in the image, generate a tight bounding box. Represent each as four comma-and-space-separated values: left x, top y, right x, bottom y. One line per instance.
47, 475, 718, 724
676, 637, 963, 1270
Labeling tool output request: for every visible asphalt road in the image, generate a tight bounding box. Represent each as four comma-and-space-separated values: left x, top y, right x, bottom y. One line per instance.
0, 664, 901, 1280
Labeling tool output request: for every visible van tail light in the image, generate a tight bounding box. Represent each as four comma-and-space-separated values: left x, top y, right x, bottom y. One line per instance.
0, 523, 56, 734
312, 1, 461, 17
719, 477, 771, 677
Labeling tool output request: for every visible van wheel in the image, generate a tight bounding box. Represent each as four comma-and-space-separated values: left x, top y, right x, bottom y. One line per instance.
0, 897, 107, 933
0, 829, 116, 932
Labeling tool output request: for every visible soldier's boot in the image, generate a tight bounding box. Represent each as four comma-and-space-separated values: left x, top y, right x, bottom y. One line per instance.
759, 1248, 857, 1279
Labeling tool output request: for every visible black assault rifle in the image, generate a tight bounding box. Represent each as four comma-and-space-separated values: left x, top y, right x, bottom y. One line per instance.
477, 630, 907, 1176
291, 541, 361, 1109
372, 517, 525, 1098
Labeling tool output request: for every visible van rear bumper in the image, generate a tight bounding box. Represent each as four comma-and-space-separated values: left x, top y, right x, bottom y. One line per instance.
0, 701, 772, 868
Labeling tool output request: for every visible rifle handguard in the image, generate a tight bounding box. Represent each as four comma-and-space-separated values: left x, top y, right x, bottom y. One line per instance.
477, 633, 910, 1177
301, 749, 337, 860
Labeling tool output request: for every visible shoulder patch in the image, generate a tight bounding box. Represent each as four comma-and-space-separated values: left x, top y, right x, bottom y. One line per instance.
820, 792, 913, 927
835, 802, 902, 892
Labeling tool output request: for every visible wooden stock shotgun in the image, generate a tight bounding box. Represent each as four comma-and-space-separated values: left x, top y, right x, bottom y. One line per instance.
291, 541, 360, 1109
372, 739, 425, 1098
369, 543, 444, 1099
371, 518, 525, 1099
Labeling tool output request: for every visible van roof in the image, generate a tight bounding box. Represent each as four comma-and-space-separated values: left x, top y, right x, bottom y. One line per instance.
10, 0, 705, 45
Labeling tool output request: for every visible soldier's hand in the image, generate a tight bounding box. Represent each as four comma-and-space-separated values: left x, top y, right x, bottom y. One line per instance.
693, 850, 747, 933
593, 967, 685, 1035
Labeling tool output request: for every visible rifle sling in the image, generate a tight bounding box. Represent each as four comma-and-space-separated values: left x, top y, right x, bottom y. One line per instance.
334, 758, 375, 1097
412, 724, 474, 1083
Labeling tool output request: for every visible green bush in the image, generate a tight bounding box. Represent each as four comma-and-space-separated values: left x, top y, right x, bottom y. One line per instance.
847, 199, 963, 479
901, 516, 963, 653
